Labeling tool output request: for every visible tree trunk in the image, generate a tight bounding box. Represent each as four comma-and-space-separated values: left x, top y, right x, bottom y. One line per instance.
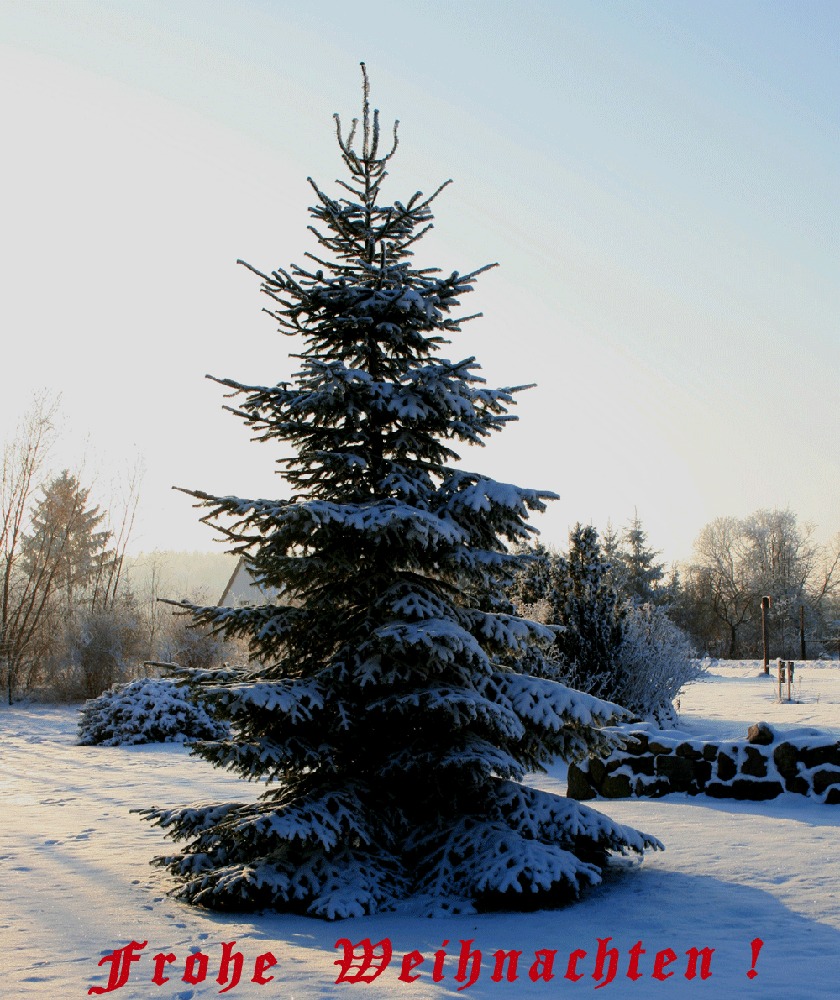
728, 623, 739, 659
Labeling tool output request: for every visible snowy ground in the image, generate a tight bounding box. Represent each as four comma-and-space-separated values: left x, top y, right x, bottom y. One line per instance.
3, 661, 840, 998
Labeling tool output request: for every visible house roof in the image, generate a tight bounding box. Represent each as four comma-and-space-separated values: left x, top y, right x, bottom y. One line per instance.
219, 557, 283, 607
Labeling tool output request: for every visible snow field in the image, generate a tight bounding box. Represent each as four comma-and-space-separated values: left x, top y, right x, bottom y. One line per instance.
2, 661, 840, 998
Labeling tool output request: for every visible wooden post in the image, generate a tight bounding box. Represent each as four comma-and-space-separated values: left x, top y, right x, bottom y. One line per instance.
777, 658, 784, 701
761, 597, 771, 674
787, 661, 794, 702
800, 606, 806, 660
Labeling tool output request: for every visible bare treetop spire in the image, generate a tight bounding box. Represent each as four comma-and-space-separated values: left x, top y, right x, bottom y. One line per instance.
333, 63, 399, 180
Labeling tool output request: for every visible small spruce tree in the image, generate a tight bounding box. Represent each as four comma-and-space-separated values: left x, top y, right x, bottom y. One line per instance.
140, 67, 660, 918
618, 510, 665, 606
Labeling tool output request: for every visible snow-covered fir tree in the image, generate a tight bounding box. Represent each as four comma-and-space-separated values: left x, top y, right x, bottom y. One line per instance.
140, 66, 660, 919
79, 677, 227, 747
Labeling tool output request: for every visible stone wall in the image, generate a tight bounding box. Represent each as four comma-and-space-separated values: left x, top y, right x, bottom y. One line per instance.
567, 722, 840, 804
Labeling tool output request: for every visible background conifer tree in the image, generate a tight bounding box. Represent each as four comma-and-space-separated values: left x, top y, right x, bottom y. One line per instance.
549, 524, 625, 700
618, 510, 665, 606
141, 66, 660, 919
21, 470, 116, 611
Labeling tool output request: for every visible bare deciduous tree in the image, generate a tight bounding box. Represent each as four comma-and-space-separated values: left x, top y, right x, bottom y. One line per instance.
685, 510, 840, 658
692, 516, 754, 657
1, 394, 63, 702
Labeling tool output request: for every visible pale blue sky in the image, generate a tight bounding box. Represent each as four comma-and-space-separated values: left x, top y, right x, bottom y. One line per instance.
1, 1, 837, 561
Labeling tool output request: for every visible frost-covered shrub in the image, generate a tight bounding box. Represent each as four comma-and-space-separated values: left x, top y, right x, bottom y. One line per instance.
78, 677, 228, 746
613, 603, 702, 724
74, 608, 144, 699
159, 614, 240, 671
32, 605, 144, 702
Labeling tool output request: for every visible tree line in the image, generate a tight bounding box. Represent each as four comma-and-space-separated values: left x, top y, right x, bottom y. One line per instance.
518, 510, 840, 673
3, 397, 837, 706
672, 509, 839, 659
1, 396, 234, 703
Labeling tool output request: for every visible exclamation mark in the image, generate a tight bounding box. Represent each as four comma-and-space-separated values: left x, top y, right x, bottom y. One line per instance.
747, 938, 764, 980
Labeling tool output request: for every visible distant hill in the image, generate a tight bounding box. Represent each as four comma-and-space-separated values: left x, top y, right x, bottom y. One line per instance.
124, 550, 239, 604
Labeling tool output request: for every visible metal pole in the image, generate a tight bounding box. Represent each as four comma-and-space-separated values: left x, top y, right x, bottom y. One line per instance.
761, 597, 771, 675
